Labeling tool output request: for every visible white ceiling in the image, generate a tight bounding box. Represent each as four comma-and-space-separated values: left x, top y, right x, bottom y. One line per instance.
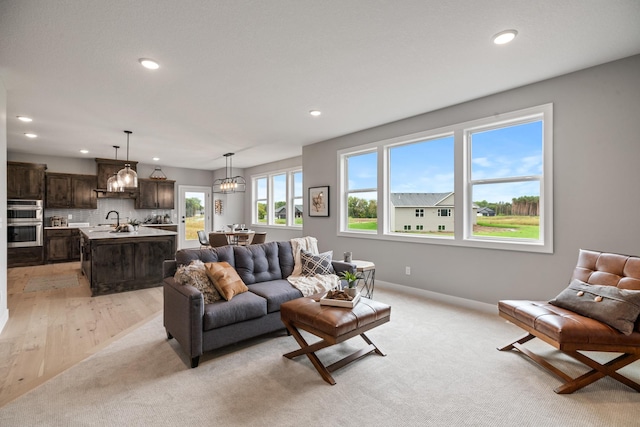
1, 1, 640, 171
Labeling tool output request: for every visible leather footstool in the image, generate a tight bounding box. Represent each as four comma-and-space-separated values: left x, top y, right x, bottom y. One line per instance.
280, 296, 391, 384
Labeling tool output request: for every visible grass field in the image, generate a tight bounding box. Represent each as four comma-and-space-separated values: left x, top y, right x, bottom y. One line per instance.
185, 215, 205, 240
347, 216, 540, 239
474, 215, 539, 239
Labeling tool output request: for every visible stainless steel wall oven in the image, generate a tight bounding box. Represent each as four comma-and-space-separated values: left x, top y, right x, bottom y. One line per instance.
7, 199, 43, 247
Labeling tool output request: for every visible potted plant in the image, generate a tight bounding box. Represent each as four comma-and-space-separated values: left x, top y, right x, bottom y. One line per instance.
128, 218, 141, 231
341, 271, 359, 297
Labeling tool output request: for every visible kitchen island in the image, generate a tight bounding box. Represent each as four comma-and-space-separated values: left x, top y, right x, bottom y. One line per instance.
80, 226, 177, 296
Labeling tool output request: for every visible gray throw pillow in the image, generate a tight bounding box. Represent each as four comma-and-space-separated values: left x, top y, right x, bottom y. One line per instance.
549, 279, 640, 335
301, 249, 335, 276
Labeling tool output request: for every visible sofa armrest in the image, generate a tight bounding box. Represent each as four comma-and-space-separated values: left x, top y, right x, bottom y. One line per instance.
163, 277, 204, 364
163, 259, 177, 278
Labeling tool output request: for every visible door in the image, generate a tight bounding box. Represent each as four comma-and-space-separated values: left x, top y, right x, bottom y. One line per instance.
178, 185, 212, 249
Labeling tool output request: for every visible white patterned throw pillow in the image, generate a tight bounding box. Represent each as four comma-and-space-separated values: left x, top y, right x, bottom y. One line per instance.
300, 249, 335, 276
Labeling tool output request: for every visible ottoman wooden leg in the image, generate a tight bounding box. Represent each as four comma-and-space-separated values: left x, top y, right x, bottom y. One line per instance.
283, 319, 337, 385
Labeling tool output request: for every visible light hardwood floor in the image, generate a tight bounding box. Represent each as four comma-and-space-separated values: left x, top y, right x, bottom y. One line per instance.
0, 262, 163, 407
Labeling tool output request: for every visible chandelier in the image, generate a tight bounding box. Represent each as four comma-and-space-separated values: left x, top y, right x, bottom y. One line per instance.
106, 145, 123, 192
213, 153, 246, 194
116, 130, 138, 189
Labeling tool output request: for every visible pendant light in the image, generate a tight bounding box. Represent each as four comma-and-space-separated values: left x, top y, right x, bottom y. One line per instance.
106, 145, 123, 192
213, 153, 246, 193
116, 130, 138, 190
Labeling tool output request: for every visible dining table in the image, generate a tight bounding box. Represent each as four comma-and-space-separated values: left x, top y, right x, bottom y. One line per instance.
225, 230, 255, 245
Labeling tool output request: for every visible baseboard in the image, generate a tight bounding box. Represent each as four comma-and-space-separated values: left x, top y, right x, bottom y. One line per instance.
0, 307, 8, 334
376, 281, 496, 315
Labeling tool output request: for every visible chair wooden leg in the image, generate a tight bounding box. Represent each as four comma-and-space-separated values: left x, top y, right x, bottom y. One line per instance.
497, 333, 535, 351
499, 333, 640, 393
555, 351, 640, 394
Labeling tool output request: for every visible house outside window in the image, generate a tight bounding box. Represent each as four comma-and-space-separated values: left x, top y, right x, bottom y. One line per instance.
252, 167, 303, 228
338, 103, 553, 253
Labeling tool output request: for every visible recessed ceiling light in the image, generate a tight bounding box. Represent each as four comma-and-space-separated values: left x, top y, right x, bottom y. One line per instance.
17, 116, 33, 122
80, 149, 89, 154
153, 157, 160, 161
492, 30, 518, 45
309, 110, 322, 117
24, 133, 37, 138
139, 58, 160, 70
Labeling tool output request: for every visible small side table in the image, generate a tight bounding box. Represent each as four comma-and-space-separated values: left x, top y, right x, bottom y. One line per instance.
352, 260, 375, 299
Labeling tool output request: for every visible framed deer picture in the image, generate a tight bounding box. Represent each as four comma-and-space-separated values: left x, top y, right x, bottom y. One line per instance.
308, 186, 329, 217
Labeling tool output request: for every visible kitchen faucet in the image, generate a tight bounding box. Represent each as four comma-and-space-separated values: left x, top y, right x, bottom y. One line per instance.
106, 210, 120, 227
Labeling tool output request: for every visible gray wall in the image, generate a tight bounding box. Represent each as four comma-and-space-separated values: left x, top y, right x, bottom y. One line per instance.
302, 54, 640, 304
0, 79, 7, 332
243, 155, 304, 242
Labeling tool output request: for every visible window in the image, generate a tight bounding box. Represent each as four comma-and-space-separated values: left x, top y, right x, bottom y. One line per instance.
338, 104, 553, 253
343, 151, 377, 232
272, 173, 286, 226
255, 177, 267, 224
252, 168, 302, 227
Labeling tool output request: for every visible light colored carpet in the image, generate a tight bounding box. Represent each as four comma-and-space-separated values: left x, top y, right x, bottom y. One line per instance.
23, 274, 80, 293
1, 286, 639, 426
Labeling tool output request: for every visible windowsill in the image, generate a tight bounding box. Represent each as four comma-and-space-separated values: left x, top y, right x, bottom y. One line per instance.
337, 230, 552, 254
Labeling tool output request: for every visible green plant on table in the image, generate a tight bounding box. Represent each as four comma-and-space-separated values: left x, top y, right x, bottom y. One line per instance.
128, 218, 141, 226
341, 271, 359, 288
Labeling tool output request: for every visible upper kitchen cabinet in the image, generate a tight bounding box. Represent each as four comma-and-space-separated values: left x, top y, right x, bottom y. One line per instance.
46, 172, 98, 209
7, 161, 46, 199
95, 158, 138, 190
135, 179, 175, 209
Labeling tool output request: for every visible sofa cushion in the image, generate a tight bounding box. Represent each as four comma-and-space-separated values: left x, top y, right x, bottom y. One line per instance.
301, 249, 335, 276
549, 279, 640, 335
204, 262, 249, 301
234, 242, 283, 285
248, 280, 303, 313
173, 260, 222, 304
203, 291, 267, 331
176, 245, 236, 268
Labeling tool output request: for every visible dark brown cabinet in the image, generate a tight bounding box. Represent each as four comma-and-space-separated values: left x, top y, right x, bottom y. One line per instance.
45, 228, 81, 263
7, 161, 46, 199
135, 179, 175, 209
46, 173, 97, 209
95, 158, 138, 190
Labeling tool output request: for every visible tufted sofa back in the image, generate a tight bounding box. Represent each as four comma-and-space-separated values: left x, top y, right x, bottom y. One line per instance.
572, 249, 640, 290
174, 241, 295, 285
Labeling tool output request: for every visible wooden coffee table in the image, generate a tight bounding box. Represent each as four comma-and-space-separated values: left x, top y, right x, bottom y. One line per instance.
280, 295, 391, 385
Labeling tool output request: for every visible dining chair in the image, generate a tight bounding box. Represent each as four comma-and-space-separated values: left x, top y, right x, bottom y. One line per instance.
197, 230, 210, 248
250, 232, 267, 244
208, 232, 230, 248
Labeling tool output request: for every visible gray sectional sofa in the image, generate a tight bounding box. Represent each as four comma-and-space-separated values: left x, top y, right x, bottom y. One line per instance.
163, 240, 354, 368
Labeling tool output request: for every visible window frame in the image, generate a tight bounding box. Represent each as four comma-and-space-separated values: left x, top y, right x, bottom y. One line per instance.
251, 167, 303, 228
337, 104, 553, 253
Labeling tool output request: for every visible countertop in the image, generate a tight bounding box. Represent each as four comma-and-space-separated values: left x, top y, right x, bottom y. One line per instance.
79, 226, 177, 240
140, 223, 177, 227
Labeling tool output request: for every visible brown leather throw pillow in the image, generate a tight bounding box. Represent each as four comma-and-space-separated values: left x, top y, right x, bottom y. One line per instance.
549, 279, 640, 335
204, 261, 248, 301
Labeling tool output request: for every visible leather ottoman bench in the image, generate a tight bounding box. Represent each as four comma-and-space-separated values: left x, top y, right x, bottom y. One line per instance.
280, 296, 391, 384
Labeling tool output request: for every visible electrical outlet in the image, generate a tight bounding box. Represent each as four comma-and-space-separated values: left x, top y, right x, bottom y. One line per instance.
68, 214, 73, 220
405, 266, 411, 275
